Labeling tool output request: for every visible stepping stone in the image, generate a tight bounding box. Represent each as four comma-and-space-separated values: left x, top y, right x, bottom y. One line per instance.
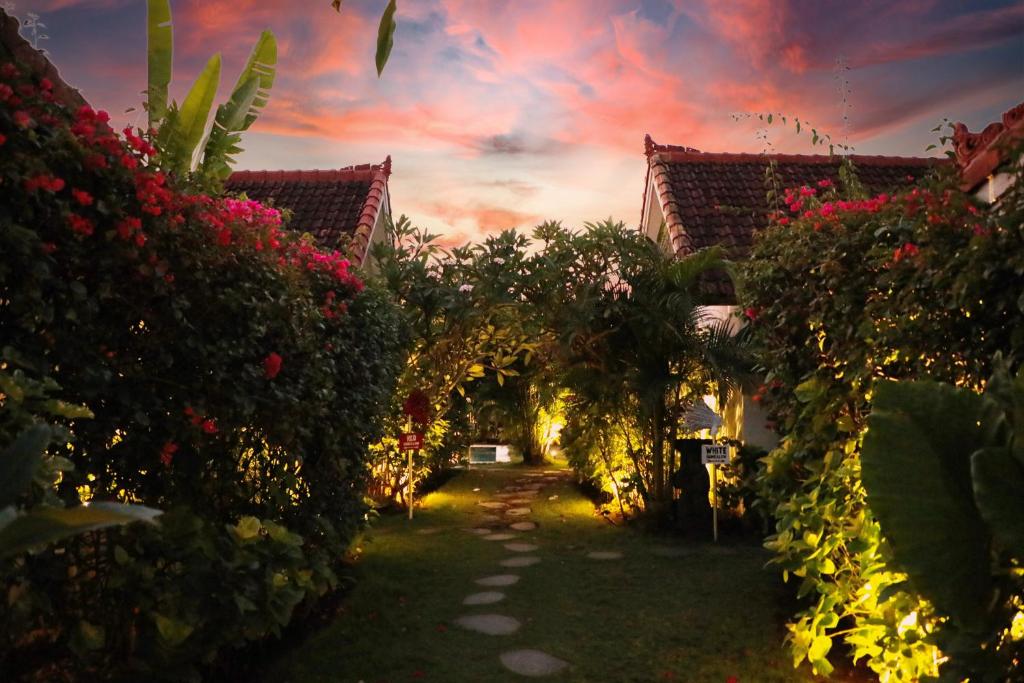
651, 546, 689, 558
509, 521, 537, 531
500, 556, 541, 568
463, 591, 506, 606
500, 649, 570, 677
483, 533, 519, 541
475, 574, 520, 587
416, 527, 442, 535
455, 614, 521, 636
479, 514, 502, 523
504, 542, 539, 552
506, 499, 534, 506
479, 501, 507, 509
587, 551, 623, 560
506, 507, 531, 517
473, 487, 481, 492
466, 527, 492, 535
547, 495, 559, 500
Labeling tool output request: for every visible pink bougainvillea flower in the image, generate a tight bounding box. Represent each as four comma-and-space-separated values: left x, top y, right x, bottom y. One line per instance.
71, 188, 93, 206
12, 109, 31, 128
817, 179, 833, 188
264, 352, 282, 379
160, 441, 178, 467
744, 307, 758, 321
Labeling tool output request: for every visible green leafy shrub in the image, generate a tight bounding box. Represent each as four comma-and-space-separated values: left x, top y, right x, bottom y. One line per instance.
862, 365, 1024, 680
741, 150, 1024, 678
0, 62, 405, 680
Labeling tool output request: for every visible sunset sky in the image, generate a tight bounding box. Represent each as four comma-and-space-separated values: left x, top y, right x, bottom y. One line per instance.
12, 0, 1024, 245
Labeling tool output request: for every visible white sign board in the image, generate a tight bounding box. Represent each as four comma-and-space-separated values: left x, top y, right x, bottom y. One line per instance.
701, 444, 732, 465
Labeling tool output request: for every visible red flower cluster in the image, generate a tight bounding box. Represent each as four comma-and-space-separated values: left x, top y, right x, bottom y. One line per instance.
67, 213, 94, 236
184, 406, 218, 434
264, 352, 283, 379
24, 173, 65, 193
892, 242, 920, 263
160, 441, 178, 467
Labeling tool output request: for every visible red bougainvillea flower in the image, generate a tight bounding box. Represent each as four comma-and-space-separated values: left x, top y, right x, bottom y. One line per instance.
160, 441, 178, 467
201, 418, 218, 434
71, 188, 93, 206
817, 178, 833, 189
184, 406, 203, 426
892, 242, 920, 263
726, 677, 739, 683
0, 133, 6, 146
12, 110, 31, 128
744, 307, 758, 321
264, 352, 282, 379
67, 213, 95, 236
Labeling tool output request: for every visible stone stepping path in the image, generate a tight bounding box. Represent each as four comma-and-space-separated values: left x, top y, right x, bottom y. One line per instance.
455, 614, 521, 635
586, 551, 623, 560
463, 591, 506, 605
504, 542, 539, 552
500, 556, 541, 568
500, 649, 570, 677
475, 574, 520, 587
460, 472, 574, 678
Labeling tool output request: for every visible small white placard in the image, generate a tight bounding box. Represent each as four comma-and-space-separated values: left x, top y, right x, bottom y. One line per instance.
701, 444, 732, 465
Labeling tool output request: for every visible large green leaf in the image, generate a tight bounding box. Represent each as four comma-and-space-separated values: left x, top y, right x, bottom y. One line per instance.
169, 53, 221, 173
972, 446, 1024, 559
0, 502, 162, 558
146, 0, 173, 128
375, 0, 397, 77
862, 380, 994, 629
0, 424, 51, 508
227, 29, 277, 131
200, 29, 277, 179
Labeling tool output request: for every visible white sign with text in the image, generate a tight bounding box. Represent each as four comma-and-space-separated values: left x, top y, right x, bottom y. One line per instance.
701, 444, 732, 465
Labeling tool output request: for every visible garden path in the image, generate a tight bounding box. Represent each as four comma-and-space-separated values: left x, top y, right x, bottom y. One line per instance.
264, 465, 815, 682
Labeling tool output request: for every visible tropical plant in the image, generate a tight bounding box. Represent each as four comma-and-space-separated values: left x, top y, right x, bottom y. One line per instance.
533, 220, 754, 511
742, 143, 1024, 678
146, 0, 277, 181
331, 0, 397, 76
862, 364, 1024, 680
0, 60, 404, 680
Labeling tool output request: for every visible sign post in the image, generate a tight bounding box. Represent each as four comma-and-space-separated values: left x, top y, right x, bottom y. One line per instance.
701, 443, 732, 543
400, 431, 424, 520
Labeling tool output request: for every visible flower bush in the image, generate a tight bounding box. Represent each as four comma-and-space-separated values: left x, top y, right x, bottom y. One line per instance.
741, 151, 1024, 678
0, 64, 406, 680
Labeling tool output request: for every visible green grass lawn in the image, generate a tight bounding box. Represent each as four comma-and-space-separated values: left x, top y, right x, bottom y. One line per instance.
263, 464, 817, 682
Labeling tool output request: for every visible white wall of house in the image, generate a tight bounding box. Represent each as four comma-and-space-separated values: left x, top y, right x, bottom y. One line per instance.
360, 185, 391, 274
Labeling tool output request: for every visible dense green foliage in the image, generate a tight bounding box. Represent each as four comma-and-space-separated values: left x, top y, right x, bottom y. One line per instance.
862, 368, 1024, 680
0, 64, 405, 680
741, 150, 1024, 678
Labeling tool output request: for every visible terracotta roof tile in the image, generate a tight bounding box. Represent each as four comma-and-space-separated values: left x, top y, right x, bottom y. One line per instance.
952, 100, 1024, 191
226, 157, 392, 266
641, 136, 940, 304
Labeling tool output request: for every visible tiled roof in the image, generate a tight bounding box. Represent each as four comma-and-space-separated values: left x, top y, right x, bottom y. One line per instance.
641, 136, 940, 304
226, 157, 392, 266
952, 100, 1024, 191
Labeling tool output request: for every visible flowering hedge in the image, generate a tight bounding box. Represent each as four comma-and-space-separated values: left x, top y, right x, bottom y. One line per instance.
0, 64, 406, 680
741, 153, 1024, 678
